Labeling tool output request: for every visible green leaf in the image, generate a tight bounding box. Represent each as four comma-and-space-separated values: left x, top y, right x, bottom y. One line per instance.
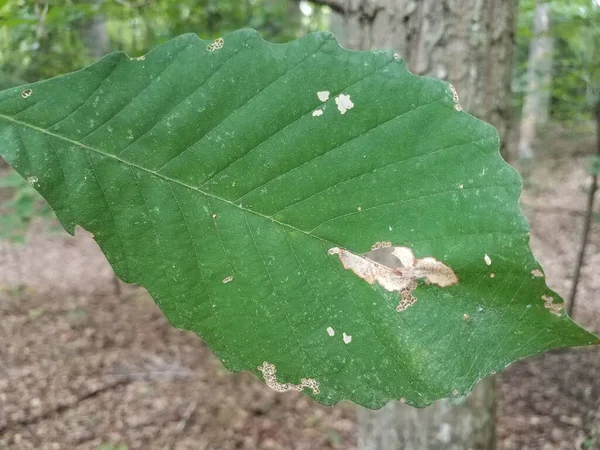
0, 30, 597, 408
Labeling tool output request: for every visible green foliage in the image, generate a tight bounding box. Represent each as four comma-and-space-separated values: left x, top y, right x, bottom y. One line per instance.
0, 30, 597, 408
515, 0, 600, 123
0, 169, 53, 242
0, 0, 324, 88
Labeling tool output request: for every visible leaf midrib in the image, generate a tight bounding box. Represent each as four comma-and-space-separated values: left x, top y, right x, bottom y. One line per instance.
0, 112, 335, 246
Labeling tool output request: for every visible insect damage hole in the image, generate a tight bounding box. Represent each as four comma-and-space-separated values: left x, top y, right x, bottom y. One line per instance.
328, 245, 458, 312
257, 362, 320, 395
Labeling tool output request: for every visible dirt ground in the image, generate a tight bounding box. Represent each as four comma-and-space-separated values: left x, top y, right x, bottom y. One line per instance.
0, 137, 599, 449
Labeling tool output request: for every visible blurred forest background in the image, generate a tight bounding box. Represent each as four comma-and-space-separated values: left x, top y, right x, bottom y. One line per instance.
0, 1, 599, 449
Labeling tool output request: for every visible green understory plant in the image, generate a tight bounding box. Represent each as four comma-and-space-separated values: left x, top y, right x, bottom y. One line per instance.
0, 29, 597, 409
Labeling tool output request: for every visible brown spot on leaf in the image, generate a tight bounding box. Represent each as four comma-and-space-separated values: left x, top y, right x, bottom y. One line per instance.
542, 294, 562, 316
328, 245, 458, 312
257, 362, 319, 395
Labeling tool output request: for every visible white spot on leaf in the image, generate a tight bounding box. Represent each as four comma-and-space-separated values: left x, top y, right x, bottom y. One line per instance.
328, 245, 458, 312
326, 326, 335, 337
222, 276, 233, 284
484, 254, 492, 266
335, 94, 354, 114
531, 269, 544, 278
312, 109, 323, 117
257, 361, 319, 394
27, 176, 38, 185
342, 332, 352, 344
21, 89, 32, 99
317, 91, 330, 102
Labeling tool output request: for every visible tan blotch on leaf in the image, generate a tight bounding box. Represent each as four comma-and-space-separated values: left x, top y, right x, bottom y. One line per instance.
207, 37, 224, 52
257, 362, 319, 395
328, 246, 458, 312
531, 269, 544, 278
449, 84, 463, 112
542, 295, 562, 316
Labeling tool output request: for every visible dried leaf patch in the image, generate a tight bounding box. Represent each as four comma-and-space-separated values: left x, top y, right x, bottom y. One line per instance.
257, 362, 319, 394
542, 295, 562, 316
328, 245, 458, 312
206, 37, 224, 52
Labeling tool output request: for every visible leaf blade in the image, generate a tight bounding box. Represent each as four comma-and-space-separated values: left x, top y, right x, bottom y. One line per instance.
0, 29, 597, 409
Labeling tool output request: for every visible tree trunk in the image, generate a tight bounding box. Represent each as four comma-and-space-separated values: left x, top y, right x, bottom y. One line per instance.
358, 377, 497, 450
310, 0, 518, 448
518, 2, 553, 160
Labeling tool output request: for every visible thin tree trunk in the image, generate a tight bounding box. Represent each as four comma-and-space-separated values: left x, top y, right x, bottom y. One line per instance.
309, 0, 518, 448
78, 0, 110, 59
568, 100, 600, 316
358, 378, 497, 450
518, 2, 553, 160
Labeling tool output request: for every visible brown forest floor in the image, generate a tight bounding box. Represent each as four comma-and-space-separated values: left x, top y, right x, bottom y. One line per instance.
0, 135, 599, 450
